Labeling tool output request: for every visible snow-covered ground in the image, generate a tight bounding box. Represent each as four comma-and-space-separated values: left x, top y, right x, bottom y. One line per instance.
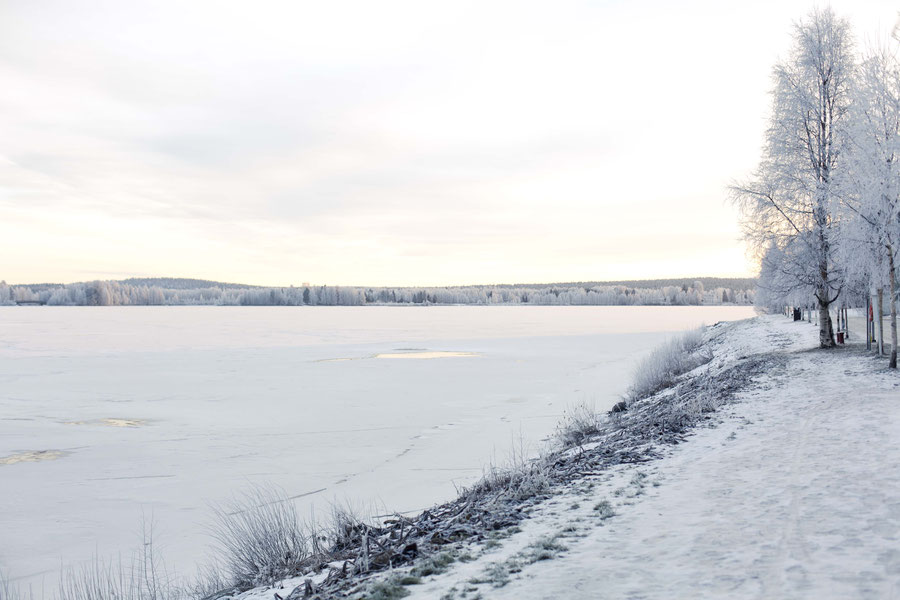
385, 315, 900, 599
0, 305, 753, 588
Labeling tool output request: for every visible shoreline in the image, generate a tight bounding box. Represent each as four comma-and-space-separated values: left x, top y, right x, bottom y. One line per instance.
227, 314, 898, 600
0, 307, 753, 591
227, 316, 794, 599
6, 313, 895, 599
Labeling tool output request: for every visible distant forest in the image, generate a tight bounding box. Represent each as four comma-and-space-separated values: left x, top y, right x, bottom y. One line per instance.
0, 277, 755, 306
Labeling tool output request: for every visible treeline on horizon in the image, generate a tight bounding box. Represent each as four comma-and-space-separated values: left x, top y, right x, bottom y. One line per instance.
0, 277, 755, 307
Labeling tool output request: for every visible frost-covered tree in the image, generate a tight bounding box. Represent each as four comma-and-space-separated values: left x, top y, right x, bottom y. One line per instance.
732, 7, 855, 347
3, 278, 755, 308
840, 43, 900, 368
755, 237, 822, 313
0, 280, 12, 305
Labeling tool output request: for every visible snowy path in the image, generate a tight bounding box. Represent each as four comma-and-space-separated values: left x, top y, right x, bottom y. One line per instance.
404, 316, 900, 599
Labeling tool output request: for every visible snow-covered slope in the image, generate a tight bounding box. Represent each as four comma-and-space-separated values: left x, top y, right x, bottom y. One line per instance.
371, 315, 900, 599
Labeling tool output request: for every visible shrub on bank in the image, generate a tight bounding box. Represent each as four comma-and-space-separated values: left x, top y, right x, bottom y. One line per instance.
625, 327, 711, 402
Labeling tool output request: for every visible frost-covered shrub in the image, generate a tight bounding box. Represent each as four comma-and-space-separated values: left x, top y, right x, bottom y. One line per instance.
625, 327, 710, 401
208, 486, 310, 587
462, 436, 554, 505
459, 436, 553, 504
464, 459, 552, 503
324, 503, 368, 554
554, 402, 602, 448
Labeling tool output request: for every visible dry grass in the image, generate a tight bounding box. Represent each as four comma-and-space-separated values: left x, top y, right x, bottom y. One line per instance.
204, 490, 382, 592
185, 563, 229, 600
207, 485, 310, 588
461, 438, 552, 504
324, 502, 369, 556
554, 402, 603, 448
57, 518, 179, 600
1, 569, 21, 600
625, 327, 711, 402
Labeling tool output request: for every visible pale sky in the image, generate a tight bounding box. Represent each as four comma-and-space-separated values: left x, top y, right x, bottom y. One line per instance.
1, 1, 897, 286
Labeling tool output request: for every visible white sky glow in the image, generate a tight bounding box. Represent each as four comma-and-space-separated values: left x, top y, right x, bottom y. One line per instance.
1, 0, 896, 286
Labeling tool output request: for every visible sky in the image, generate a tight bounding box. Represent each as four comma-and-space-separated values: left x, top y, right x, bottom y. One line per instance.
1, 0, 897, 287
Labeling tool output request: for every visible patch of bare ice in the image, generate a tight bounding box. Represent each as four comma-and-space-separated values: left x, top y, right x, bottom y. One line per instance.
0, 450, 69, 465
65, 418, 146, 427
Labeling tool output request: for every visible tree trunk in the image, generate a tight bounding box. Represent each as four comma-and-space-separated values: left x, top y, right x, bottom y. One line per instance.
878, 288, 885, 356
889, 249, 897, 369
866, 295, 872, 351
818, 256, 835, 347
818, 304, 835, 347
818, 291, 835, 349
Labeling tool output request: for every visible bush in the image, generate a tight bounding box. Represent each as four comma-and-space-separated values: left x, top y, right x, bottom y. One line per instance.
462, 438, 552, 504
466, 461, 551, 503
208, 485, 310, 587
625, 327, 710, 401
324, 503, 369, 555
554, 402, 602, 448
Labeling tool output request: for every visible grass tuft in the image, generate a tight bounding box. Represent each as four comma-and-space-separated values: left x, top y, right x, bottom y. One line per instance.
0, 569, 21, 600
207, 484, 309, 587
410, 552, 456, 578
524, 536, 567, 562
360, 576, 411, 600
57, 517, 180, 600
593, 500, 616, 519
554, 402, 603, 447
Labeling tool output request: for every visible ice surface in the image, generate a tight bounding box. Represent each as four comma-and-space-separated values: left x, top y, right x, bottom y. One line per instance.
374, 351, 479, 359
0, 305, 754, 585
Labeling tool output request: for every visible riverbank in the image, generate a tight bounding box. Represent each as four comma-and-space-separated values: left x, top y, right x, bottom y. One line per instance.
236, 314, 898, 599
399, 315, 899, 599
6, 313, 895, 599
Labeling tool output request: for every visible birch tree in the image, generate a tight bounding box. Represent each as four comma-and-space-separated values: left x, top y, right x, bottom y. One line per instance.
731, 7, 855, 348
841, 44, 900, 368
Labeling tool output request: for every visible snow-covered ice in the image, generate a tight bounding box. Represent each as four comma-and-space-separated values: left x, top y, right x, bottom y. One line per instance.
399, 315, 900, 599
0, 305, 753, 587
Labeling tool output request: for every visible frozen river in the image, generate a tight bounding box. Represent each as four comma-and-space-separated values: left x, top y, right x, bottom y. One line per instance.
0, 305, 754, 585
